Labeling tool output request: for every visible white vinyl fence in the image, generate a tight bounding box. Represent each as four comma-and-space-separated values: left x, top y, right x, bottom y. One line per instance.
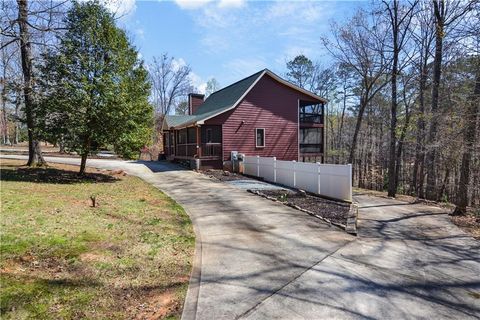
243, 155, 352, 202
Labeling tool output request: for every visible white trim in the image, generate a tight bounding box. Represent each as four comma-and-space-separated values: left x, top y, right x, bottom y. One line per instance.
297, 99, 300, 162
255, 128, 266, 148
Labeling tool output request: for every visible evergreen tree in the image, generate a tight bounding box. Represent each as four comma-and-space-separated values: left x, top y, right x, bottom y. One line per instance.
38, 1, 153, 174
286, 55, 315, 89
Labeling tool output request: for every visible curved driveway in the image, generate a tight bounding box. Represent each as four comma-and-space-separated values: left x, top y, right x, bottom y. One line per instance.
2, 155, 479, 319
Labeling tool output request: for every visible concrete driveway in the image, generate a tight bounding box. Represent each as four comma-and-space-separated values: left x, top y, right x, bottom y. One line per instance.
2, 155, 479, 319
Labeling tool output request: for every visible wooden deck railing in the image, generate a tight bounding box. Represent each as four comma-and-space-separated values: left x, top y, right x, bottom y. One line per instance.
175, 143, 222, 158
176, 143, 198, 157
201, 143, 222, 158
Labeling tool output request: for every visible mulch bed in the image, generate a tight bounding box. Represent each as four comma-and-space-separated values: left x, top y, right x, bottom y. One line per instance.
201, 169, 257, 182
255, 189, 351, 226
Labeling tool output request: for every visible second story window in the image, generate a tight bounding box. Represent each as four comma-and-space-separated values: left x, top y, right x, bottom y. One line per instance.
300, 102, 324, 124
256, 128, 265, 148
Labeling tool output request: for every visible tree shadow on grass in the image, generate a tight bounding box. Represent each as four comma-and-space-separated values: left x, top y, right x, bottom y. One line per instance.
0, 165, 117, 184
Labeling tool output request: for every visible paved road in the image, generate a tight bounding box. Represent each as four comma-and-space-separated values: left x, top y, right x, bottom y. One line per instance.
2, 155, 479, 319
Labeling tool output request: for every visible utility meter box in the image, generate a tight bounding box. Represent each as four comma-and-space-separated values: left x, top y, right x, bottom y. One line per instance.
231, 151, 238, 161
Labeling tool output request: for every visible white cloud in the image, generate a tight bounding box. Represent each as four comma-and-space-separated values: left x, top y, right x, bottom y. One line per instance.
134, 27, 145, 40
174, 0, 244, 10
218, 0, 245, 9
266, 1, 322, 23
189, 72, 207, 94
174, 0, 213, 10
171, 57, 187, 71
102, 0, 137, 19
79, 0, 137, 20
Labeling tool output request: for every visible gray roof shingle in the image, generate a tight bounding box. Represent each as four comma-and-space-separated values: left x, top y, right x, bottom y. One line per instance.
163, 70, 264, 129
163, 68, 325, 129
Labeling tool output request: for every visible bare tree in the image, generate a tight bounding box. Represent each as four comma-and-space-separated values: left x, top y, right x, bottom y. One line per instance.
323, 10, 391, 172
410, 2, 436, 197
1, 0, 67, 165
149, 53, 192, 116
425, 0, 475, 200
17, 0, 46, 165
205, 78, 220, 97
382, 0, 418, 197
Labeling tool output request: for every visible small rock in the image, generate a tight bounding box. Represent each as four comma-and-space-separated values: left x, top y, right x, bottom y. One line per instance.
298, 190, 307, 197
223, 170, 231, 176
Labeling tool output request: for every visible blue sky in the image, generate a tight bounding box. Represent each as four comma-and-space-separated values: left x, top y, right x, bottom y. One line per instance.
110, 0, 368, 92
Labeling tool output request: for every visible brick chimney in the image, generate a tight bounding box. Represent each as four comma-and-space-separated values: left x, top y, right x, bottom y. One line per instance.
188, 93, 205, 115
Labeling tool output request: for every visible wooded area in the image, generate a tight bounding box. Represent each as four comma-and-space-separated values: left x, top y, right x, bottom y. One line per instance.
285, 0, 479, 213
1, 0, 479, 212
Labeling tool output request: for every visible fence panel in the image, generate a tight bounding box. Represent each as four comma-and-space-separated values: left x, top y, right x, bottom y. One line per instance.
275, 160, 295, 187
318, 164, 352, 201
240, 155, 352, 202
244, 156, 258, 177
258, 157, 276, 182
294, 162, 318, 194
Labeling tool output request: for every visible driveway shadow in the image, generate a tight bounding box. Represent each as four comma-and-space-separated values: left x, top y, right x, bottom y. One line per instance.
133, 160, 186, 173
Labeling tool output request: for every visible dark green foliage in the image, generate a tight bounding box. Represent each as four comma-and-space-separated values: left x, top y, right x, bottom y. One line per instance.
286, 55, 315, 89
37, 1, 153, 164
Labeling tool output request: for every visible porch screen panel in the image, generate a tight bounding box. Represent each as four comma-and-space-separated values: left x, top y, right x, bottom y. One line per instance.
201, 126, 222, 143
178, 129, 187, 144
187, 127, 196, 144
300, 128, 322, 153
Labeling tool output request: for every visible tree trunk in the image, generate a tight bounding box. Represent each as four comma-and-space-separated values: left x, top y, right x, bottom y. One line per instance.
79, 152, 88, 175
1, 84, 10, 145
395, 101, 411, 193
13, 89, 22, 144
425, 2, 444, 200
411, 51, 428, 197
338, 79, 348, 153
453, 63, 480, 215
388, 10, 399, 197
348, 95, 368, 181
17, 0, 45, 166
438, 167, 450, 202
59, 139, 65, 153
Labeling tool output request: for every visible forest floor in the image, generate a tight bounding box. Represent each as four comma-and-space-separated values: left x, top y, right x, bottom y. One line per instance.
354, 187, 480, 240
0, 159, 194, 319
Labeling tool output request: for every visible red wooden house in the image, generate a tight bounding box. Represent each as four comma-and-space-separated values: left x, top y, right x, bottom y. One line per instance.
161, 69, 326, 169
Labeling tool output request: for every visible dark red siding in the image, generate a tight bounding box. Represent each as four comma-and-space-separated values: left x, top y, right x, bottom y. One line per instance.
205, 74, 319, 161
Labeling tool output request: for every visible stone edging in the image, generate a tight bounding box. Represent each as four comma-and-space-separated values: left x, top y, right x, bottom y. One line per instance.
247, 189, 359, 235
345, 204, 359, 235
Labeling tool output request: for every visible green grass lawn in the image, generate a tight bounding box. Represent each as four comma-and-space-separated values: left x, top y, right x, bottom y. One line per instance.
0, 159, 194, 319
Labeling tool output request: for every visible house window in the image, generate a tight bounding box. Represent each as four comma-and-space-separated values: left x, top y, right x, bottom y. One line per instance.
256, 128, 265, 148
